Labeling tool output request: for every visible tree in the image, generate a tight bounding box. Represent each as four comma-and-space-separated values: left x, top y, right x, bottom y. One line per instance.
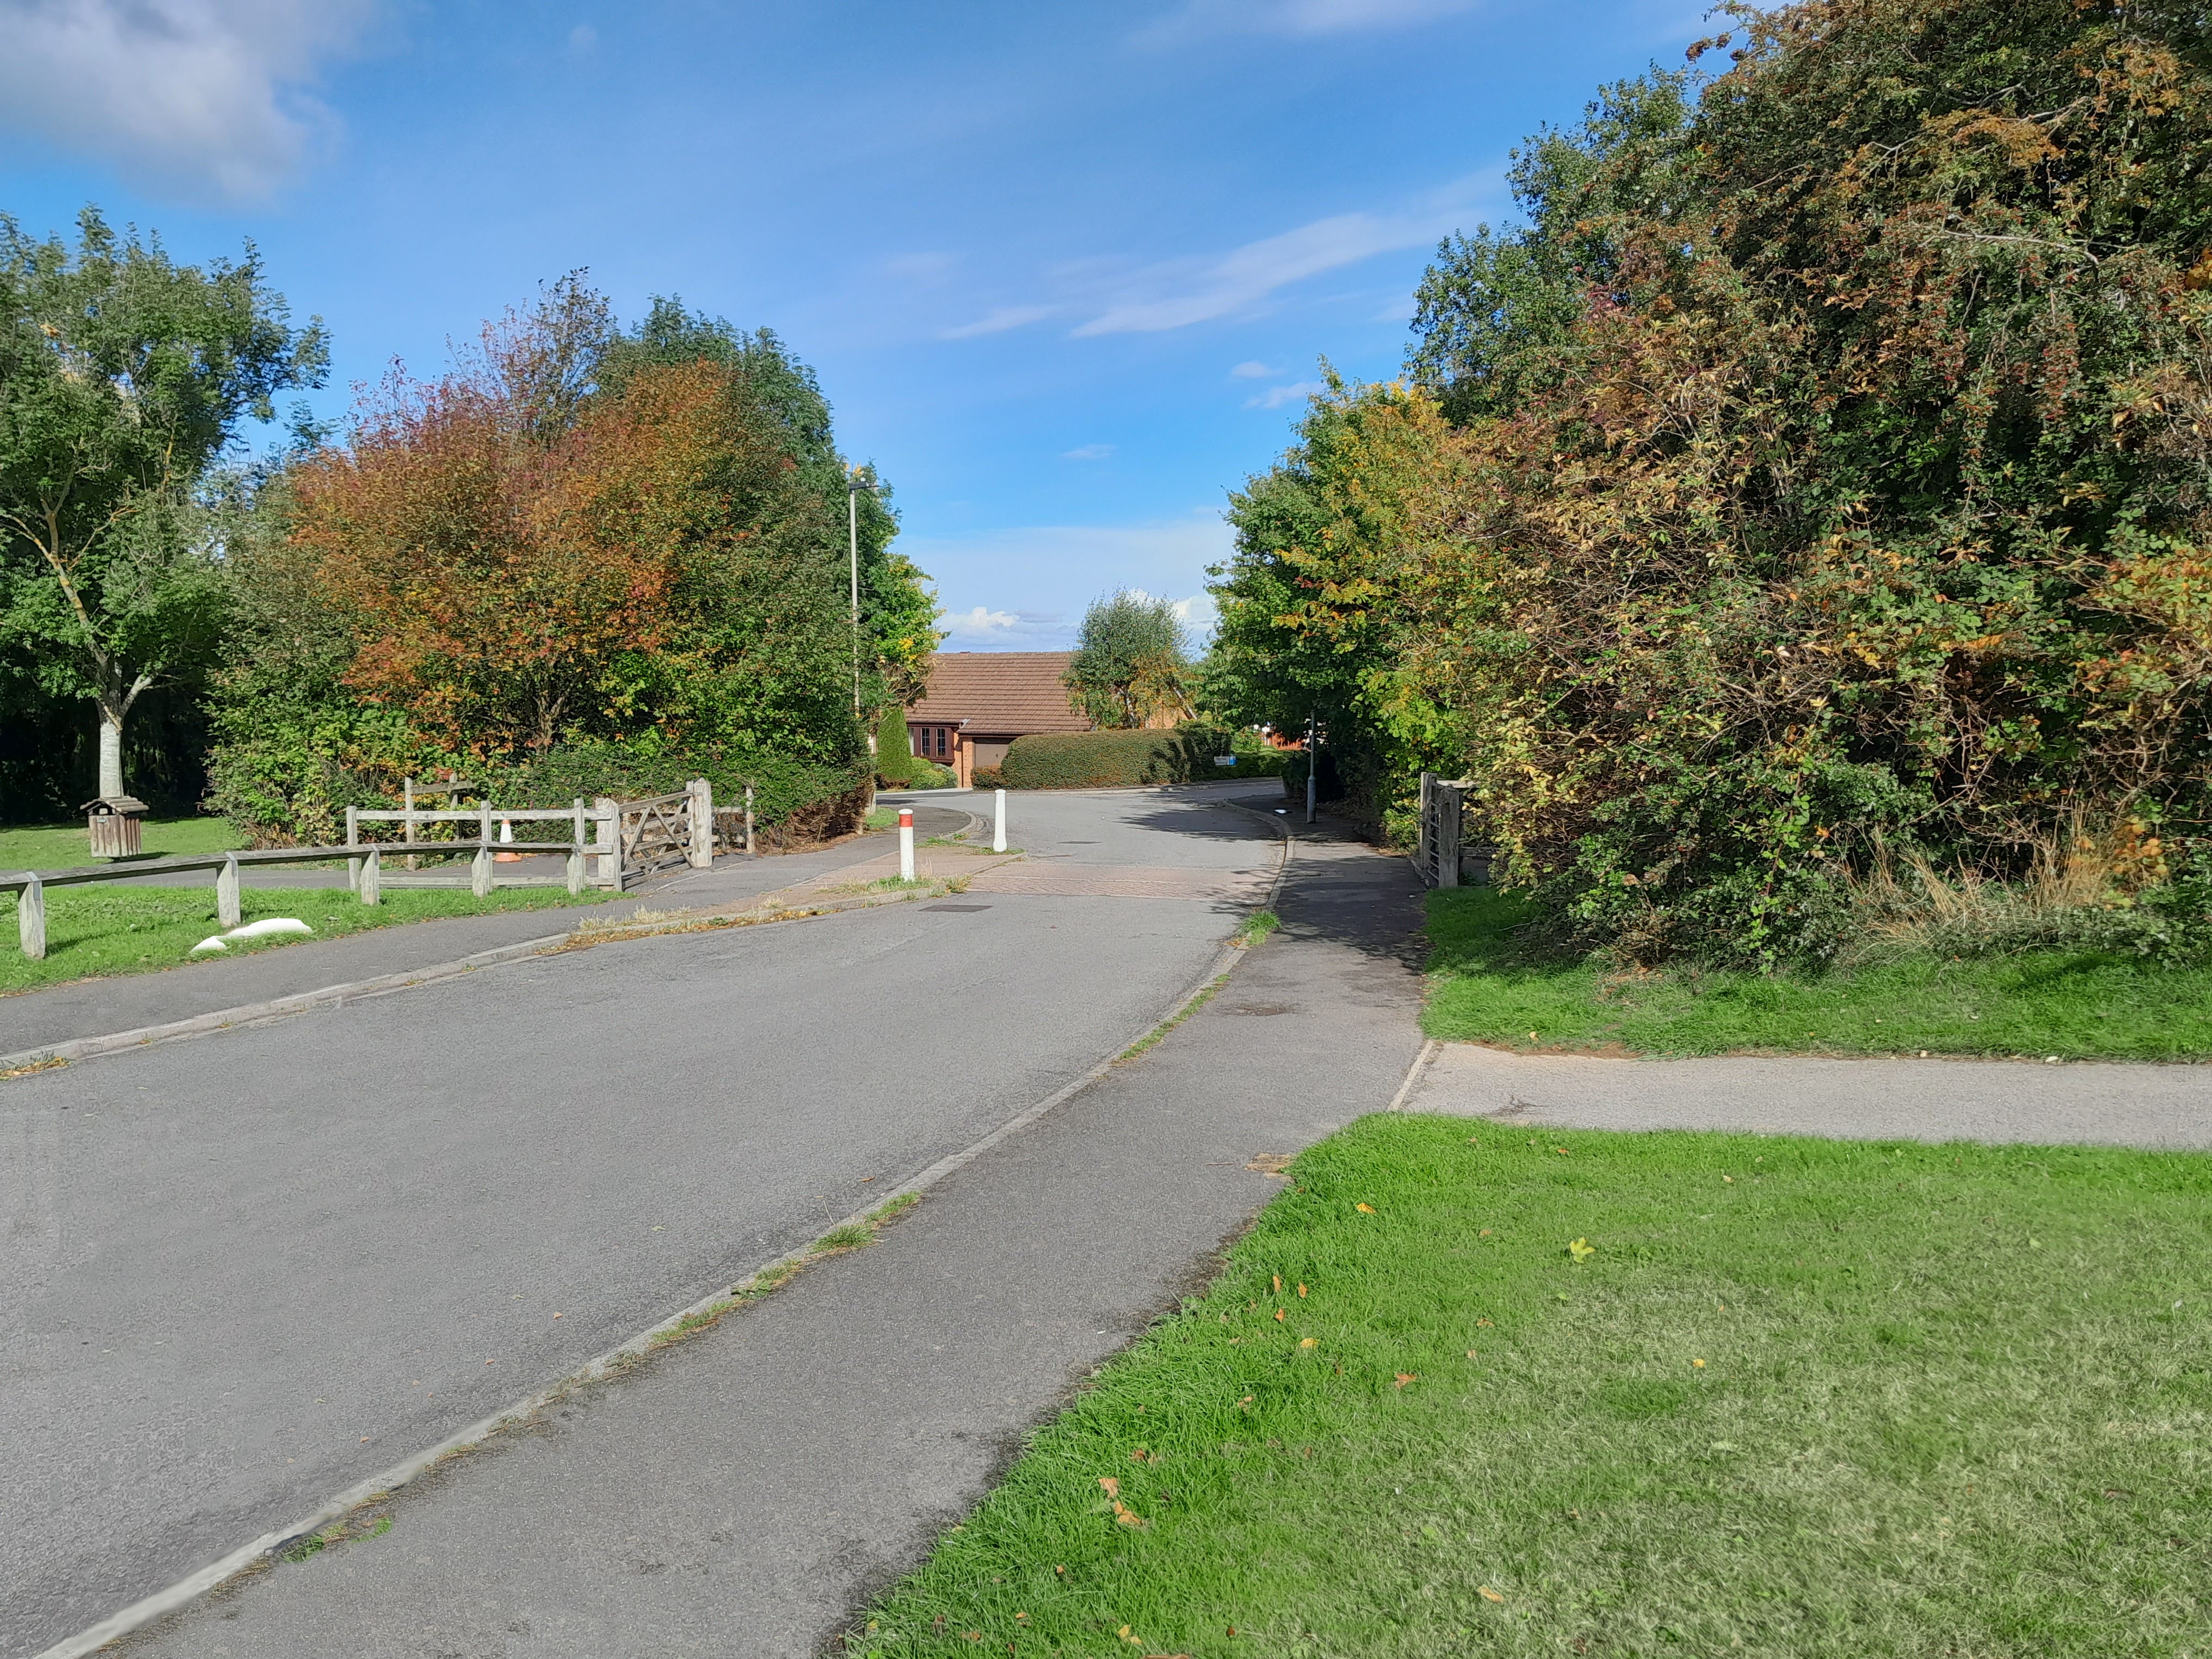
0, 207, 326, 799
1221, 0, 2212, 963
600, 297, 941, 711
1064, 590, 1194, 729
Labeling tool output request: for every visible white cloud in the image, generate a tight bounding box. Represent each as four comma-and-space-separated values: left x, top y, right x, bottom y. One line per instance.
940, 606, 1071, 649
567, 22, 596, 54
1073, 204, 1453, 336
948, 605, 1022, 633
1137, 0, 1478, 45
1230, 360, 1277, 378
940, 303, 1059, 340
936, 171, 1499, 349
1126, 587, 1220, 635
906, 513, 1234, 652
1244, 379, 1323, 410
1062, 443, 1115, 461
0, 0, 379, 200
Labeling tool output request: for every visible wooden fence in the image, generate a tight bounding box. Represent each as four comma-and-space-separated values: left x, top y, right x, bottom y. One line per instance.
1414, 772, 1495, 889
3, 779, 731, 962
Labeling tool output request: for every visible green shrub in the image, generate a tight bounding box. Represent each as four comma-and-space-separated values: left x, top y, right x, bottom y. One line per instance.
998, 729, 1289, 789
488, 738, 866, 841
873, 705, 922, 787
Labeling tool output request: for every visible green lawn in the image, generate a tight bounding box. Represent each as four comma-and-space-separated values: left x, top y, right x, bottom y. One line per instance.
854, 1115, 2212, 1657
0, 813, 241, 871
1424, 888, 2212, 1060
0, 880, 607, 998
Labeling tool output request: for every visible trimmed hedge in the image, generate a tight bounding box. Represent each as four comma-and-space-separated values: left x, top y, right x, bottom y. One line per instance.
489, 740, 869, 848
994, 730, 1290, 790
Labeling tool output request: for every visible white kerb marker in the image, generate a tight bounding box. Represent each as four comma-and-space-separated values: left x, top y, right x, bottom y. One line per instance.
993, 788, 1007, 853
898, 806, 915, 882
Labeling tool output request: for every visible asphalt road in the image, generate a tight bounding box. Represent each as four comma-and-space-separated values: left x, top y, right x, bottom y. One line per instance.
109, 807, 1427, 1658
0, 805, 978, 1062
0, 787, 1277, 1658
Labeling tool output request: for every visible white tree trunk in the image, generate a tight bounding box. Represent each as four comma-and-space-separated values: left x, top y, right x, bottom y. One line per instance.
97, 708, 125, 800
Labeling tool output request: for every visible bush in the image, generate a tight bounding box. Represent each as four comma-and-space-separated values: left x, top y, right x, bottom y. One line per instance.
488, 738, 867, 845
998, 729, 1290, 789
873, 705, 923, 787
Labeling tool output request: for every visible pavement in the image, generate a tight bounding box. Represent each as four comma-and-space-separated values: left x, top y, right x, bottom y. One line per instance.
1, 786, 1291, 1658
56, 800, 1423, 1659
0, 805, 976, 1063
1402, 1039, 2212, 1147
18, 782, 2211, 1657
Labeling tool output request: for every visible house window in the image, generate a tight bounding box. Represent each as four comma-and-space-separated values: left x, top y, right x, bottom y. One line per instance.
937, 726, 949, 756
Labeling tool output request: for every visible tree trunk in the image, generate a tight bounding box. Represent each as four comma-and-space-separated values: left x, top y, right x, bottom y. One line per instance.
97, 704, 125, 800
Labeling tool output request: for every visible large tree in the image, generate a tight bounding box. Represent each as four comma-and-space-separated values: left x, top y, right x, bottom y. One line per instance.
1215, 0, 2212, 964
1064, 589, 1194, 729
602, 297, 941, 711
0, 208, 326, 799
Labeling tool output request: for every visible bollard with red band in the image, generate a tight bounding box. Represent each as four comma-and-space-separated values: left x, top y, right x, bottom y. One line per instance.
898, 805, 915, 883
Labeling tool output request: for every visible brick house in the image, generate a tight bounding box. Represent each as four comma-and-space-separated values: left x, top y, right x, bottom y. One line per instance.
904, 652, 1094, 787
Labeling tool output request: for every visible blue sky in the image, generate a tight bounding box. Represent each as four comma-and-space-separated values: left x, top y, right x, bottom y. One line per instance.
0, 0, 1703, 650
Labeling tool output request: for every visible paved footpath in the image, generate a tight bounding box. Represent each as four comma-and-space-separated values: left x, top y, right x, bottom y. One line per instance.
1404, 1038, 2212, 1147
0, 805, 975, 1063
82, 807, 1426, 1659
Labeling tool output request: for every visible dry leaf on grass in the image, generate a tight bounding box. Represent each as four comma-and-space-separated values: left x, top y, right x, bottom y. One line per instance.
1300, 1336, 1319, 1348
1567, 1237, 1596, 1262
1479, 1586, 1504, 1603
1356, 1203, 1376, 1213
1394, 1372, 1418, 1389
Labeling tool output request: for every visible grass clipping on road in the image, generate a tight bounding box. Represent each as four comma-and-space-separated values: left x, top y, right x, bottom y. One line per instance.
853, 1116, 2212, 1657
1424, 888, 2212, 1060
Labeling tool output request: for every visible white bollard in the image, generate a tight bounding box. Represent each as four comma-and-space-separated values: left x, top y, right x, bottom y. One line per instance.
993, 788, 1006, 853
217, 853, 241, 929
898, 806, 915, 883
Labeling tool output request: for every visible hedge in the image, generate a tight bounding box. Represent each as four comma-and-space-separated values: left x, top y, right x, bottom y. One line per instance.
986, 730, 1290, 790
490, 740, 869, 847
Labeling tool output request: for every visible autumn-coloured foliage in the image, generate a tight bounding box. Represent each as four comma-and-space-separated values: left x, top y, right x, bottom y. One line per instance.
1212, 0, 2212, 962
207, 282, 927, 840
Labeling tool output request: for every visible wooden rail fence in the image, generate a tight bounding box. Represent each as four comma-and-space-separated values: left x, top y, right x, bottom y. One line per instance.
4, 779, 734, 962
1415, 772, 1496, 889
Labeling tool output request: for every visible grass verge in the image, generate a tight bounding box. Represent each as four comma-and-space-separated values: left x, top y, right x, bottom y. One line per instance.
1425, 888, 2212, 1060
0, 883, 607, 997
0, 814, 239, 870
852, 1114, 2212, 1657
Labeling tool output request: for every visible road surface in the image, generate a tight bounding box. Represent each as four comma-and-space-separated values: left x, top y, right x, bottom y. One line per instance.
1, 786, 1277, 1657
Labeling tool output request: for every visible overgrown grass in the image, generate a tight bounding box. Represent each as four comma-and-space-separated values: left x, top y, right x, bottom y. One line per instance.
0, 882, 607, 998
1237, 909, 1281, 947
1424, 888, 2212, 1060
853, 1114, 2212, 1657
0, 814, 240, 871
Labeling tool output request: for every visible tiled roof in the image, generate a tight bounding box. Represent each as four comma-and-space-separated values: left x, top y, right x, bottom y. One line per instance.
906, 652, 1094, 735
